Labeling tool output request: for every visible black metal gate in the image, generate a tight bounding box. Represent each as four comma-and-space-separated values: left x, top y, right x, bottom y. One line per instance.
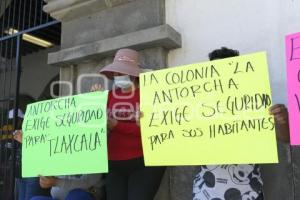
0, 1, 60, 199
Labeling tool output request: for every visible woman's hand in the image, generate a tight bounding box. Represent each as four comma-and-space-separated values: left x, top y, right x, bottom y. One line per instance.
269, 104, 288, 124
269, 104, 290, 142
39, 176, 58, 189
135, 111, 143, 127
13, 130, 23, 143
90, 84, 104, 92
108, 118, 118, 130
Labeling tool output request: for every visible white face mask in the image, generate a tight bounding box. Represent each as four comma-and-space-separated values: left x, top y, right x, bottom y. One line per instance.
114, 75, 133, 89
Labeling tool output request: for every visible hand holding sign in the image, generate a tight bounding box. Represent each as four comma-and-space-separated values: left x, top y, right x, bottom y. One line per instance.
108, 118, 118, 130
135, 111, 143, 127
90, 84, 104, 92
13, 130, 23, 143
39, 176, 58, 189
269, 104, 290, 143
269, 104, 288, 124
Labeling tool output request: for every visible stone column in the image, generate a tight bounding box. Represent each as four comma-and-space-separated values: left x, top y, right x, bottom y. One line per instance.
43, 0, 181, 199
44, 0, 181, 95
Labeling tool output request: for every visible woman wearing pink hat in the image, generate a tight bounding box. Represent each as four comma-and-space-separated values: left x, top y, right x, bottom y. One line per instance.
97, 49, 165, 200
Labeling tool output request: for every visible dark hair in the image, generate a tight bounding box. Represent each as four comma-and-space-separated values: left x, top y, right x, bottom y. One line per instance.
208, 47, 239, 61
17, 94, 35, 112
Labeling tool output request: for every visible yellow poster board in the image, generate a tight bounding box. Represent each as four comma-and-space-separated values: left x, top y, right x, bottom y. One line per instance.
140, 52, 278, 166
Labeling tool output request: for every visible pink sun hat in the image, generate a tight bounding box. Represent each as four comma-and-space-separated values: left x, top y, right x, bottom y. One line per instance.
99, 48, 141, 79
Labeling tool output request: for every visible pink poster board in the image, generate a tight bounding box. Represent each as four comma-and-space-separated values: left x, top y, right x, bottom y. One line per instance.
286, 32, 300, 145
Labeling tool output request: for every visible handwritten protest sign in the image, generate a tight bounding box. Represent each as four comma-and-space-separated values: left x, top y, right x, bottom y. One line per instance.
140, 52, 278, 166
22, 91, 108, 177
286, 32, 300, 145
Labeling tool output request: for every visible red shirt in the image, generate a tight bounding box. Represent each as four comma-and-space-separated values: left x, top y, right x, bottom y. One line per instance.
107, 88, 143, 160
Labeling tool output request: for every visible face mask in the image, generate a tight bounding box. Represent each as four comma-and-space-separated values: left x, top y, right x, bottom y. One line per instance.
114, 75, 133, 89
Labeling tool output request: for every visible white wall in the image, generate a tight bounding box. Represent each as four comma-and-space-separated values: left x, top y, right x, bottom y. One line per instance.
20, 47, 60, 99
166, 0, 300, 104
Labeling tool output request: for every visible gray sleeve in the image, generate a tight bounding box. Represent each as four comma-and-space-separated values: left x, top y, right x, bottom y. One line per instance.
55, 174, 103, 191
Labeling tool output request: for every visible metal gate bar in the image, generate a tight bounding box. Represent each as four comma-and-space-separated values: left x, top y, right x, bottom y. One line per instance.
0, 1, 60, 199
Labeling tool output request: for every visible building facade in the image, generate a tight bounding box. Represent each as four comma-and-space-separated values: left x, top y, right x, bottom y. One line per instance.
0, 0, 299, 199
42, 1, 300, 200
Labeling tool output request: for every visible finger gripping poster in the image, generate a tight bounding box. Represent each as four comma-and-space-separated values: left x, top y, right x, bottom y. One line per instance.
22, 91, 108, 177
140, 52, 278, 166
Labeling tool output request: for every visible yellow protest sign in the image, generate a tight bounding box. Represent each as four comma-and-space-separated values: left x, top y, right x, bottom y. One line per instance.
140, 52, 278, 166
